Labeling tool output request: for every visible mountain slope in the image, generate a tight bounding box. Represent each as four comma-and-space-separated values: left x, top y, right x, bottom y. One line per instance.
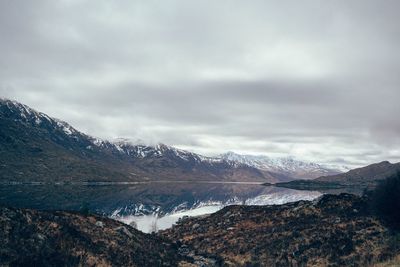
162, 194, 394, 266
221, 151, 342, 180
0, 99, 278, 183
315, 161, 400, 186
0, 99, 139, 182
0, 99, 347, 183
274, 161, 400, 193
0, 206, 182, 266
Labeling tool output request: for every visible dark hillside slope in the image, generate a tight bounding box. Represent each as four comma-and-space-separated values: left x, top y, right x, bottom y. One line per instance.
315, 161, 400, 186
162, 194, 396, 266
0, 206, 181, 266
0, 99, 276, 183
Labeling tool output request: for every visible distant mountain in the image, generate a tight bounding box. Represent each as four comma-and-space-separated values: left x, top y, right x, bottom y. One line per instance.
274, 161, 400, 193
0, 99, 347, 183
0, 99, 285, 183
220, 151, 342, 180
315, 161, 400, 186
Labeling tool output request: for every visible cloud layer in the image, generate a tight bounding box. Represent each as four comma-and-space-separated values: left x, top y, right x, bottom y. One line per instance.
1, 0, 400, 167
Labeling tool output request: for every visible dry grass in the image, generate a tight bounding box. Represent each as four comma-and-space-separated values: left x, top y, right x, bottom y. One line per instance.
372, 254, 400, 267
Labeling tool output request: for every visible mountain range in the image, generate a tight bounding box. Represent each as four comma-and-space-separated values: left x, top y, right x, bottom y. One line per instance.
0, 98, 342, 183
275, 160, 400, 193
220, 152, 343, 179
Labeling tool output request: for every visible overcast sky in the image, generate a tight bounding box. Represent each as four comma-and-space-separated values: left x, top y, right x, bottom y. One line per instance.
1, 0, 400, 167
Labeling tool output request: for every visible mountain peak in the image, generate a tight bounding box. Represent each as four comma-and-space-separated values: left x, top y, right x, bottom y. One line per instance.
0, 98, 85, 139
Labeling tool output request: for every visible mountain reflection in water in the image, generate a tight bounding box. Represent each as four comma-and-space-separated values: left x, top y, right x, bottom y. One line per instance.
0, 182, 321, 233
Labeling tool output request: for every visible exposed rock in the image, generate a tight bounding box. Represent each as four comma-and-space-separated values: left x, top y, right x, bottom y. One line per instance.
129, 220, 138, 229
95, 221, 104, 227
114, 226, 133, 238
223, 211, 231, 217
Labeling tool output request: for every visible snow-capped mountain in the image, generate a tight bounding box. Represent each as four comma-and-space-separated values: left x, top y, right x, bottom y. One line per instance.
0, 99, 219, 165
0, 98, 343, 183
112, 138, 226, 165
0, 99, 81, 137
220, 152, 342, 180
0, 98, 274, 183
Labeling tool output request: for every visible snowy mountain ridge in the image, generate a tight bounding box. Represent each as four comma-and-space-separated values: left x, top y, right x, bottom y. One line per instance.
0, 98, 79, 137
0, 98, 345, 179
220, 151, 344, 179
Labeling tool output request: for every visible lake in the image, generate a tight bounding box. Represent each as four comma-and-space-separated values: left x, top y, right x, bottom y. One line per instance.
0, 182, 322, 233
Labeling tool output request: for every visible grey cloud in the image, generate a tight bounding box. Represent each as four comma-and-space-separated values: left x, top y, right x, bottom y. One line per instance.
1, 0, 400, 167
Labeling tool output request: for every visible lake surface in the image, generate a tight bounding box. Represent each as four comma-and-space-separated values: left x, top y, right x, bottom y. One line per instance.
0, 182, 322, 233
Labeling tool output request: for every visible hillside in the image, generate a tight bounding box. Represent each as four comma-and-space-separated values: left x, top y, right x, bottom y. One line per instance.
274, 161, 400, 192
0, 206, 183, 266
2, 194, 399, 266
162, 194, 398, 266
0, 99, 278, 183
315, 161, 400, 186
0, 99, 348, 184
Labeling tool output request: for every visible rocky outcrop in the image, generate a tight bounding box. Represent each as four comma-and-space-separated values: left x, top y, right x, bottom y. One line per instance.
162, 194, 397, 267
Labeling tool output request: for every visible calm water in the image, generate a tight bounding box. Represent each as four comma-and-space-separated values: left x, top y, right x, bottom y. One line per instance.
0, 182, 322, 233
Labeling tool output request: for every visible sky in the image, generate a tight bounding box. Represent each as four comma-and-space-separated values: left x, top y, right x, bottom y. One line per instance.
1, 0, 400, 168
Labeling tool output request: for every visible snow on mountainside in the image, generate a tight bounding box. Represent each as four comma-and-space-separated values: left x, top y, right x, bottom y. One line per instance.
112, 138, 226, 165
0, 99, 210, 164
220, 151, 343, 180
0, 98, 344, 181
0, 99, 80, 137
1, 98, 265, 183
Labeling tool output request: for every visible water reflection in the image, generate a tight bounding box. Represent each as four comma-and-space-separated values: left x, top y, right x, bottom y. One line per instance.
112, 184, 321, 232
0, 182, 322, 233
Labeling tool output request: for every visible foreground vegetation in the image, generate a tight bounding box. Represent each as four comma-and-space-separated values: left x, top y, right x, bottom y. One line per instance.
1, 174, 400, 266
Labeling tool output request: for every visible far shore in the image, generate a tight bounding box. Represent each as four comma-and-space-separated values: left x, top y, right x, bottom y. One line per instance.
0, 180, 267, 186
